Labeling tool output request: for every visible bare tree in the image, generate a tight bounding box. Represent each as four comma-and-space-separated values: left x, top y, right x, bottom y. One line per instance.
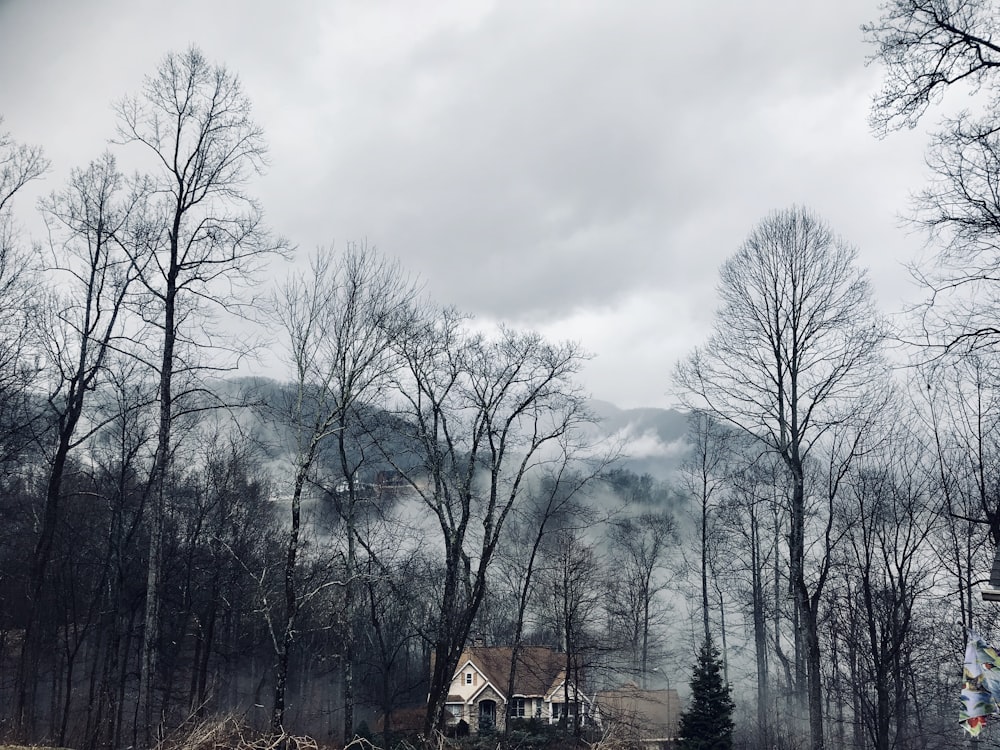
540, 528, 602, 736
496, 453, 605, 736
358, 548, 427, 747
673, 206, 886, 749
865, 0, 1000, 133
112, 47, 288, 744
920, 354, 1000, 626
715, 446, 784, 744
0, 122, 49, 738
79, 355, 157, 750
0, 121, 47, 478
15, 152, 144, 730
834, 418, 937, 750
376, 308, 592, 738
268, 244, 416, 736
679, 412, 733, 649
0, 120, 48, 213
606, 510, 676, 687
867, 1, 1000, 354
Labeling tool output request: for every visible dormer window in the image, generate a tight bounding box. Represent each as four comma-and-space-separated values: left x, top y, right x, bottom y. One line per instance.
466, 672, 473, 685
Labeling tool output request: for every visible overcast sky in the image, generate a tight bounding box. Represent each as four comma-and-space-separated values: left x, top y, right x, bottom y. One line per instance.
0, 0, 935, 408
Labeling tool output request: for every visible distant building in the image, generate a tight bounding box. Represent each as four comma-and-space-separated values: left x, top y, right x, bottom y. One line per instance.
441, 645, 593, 733
593, 683, 681, 749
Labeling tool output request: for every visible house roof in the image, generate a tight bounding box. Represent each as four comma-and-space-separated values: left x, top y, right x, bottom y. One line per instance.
455, 646, 567, 701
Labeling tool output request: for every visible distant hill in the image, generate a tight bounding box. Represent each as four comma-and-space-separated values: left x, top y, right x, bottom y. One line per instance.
222, 379, 693, 484
588, 400, 690, 480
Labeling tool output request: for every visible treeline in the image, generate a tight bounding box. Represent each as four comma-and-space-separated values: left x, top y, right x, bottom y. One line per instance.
674, 381, 977, 750
668, 2, 1000, 749
0, 369, 681, 750
9, 3, 1000, 749
670, 208, 999, 750
0, 46, 682, 750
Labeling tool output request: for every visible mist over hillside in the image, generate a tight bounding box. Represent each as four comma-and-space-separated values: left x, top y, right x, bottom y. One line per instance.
227, 378, 692, 484
589, 399, 690, 480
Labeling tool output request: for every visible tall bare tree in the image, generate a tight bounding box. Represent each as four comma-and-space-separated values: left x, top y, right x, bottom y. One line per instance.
15, 152, 143, 730
378, 308, 591, 738
606, 509, 676, 687
679, 412, 733, 648
268, 244, 416, 736
867, 1, 1000, 353
674, 206, 886, 749
112, 47, 288, 744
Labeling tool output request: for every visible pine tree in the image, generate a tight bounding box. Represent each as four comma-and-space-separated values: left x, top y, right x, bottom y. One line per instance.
678, 635, 735, 750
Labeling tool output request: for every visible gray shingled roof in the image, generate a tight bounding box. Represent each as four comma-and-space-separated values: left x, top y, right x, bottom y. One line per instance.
457, 646, 567, 700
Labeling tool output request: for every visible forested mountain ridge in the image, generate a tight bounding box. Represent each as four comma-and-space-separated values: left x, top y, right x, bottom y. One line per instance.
239, 379, 689, 485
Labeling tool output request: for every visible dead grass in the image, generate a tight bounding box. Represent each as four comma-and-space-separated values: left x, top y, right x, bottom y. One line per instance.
158, 715, 321, 750
0, 717, 330, 750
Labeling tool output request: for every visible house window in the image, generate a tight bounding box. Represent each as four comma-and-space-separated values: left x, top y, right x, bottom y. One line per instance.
510, 698, 526, 718
465, 672, 473, 685
479, 699, 497, 731
552, 704, 574, 721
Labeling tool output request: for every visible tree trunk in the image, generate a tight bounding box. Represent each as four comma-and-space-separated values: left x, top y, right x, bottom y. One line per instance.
339, 431, 356, 744
272, 467, 304, 732
788, 460, 816, 746
139, 262, 177, 747
424, 635, 459, 738
751, 519, 769, 739
139, 485, 164, 746
716, 583, 729, 687
701, 476, 711, 646
804, 603, 824, 750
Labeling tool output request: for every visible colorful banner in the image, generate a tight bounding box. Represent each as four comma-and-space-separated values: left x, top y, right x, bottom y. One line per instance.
960, 631, 1000, 736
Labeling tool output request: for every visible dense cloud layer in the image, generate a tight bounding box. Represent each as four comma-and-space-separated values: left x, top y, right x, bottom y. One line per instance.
0, 0, 931, 406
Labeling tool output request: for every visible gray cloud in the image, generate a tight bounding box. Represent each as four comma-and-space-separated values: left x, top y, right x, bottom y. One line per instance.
0, 0, 932, 406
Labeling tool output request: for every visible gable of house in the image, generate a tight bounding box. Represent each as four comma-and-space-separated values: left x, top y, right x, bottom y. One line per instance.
450, 659, 492, 701
452, 646, 566, 700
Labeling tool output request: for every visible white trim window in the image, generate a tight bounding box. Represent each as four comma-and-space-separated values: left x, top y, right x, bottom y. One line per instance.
510, 697, 526, 718
552, 703, 575, 722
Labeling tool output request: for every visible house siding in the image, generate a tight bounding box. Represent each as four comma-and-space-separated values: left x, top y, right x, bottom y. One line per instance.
469, 684, 504, 733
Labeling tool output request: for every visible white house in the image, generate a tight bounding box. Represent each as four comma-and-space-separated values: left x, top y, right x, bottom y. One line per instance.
441, 645, 593, 733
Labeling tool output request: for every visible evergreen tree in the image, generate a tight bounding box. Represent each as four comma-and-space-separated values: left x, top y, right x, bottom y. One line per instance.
678, 635, 735, 750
